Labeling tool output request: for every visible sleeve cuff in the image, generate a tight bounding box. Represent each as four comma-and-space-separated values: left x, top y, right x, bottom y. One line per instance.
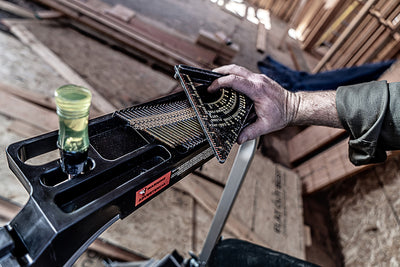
336, 80, 389, 165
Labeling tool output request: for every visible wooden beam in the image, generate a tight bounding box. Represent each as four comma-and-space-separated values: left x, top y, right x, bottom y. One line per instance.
346, 24, 386, 67
7, 120, 45, 138
256, 22, 267, 53
313, 0, 378, 72
0, 0, 36, 19
331, 15, 378, 68
287, 126, 346, 164
296, 139, 363, 194
174, 175, 270, 247
57, 0, 215, 66
287, 42, 310, 71
297, 138, 400, 194
3, 21, 115, 115
35, 10, 64, 19
302, 0, 348, 51
0, 197, 20, 221
0, 90, 58, 132
33, 0, 215, 69
104, 4, 136, 23
0, 82, 56, 111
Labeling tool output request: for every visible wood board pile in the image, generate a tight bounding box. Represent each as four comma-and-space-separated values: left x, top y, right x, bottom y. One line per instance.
30, 0, 241, 73
294, 0, 400, 72
249, 0, 400, 72
247, 0, 304, 23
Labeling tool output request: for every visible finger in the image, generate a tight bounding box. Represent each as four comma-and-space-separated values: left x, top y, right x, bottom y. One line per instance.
213, 64, 253, 78
208, 75, 256, 99
237, 120, 267, 144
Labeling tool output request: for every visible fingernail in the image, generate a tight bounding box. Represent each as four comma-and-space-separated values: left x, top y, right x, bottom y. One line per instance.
237, 136, 245, 144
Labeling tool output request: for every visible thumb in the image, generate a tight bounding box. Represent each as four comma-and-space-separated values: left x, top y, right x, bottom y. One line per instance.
237, 120, 266, 144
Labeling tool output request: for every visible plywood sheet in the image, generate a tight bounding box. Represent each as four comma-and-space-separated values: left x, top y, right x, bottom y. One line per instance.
253, 160, 305, 259
329, 169, 400, 266
100, 188, 193, 259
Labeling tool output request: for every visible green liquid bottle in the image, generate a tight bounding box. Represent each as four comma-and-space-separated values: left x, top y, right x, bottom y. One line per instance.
55, 84, 92, 177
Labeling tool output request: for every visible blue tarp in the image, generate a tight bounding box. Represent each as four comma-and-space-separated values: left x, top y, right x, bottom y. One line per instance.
258, 56, 395, 91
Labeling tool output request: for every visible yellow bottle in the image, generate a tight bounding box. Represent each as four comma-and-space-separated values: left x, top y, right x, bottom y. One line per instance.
55, 84, 92, 177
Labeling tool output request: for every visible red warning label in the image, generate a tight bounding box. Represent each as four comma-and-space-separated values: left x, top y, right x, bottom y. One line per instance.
135, 171, 171, 206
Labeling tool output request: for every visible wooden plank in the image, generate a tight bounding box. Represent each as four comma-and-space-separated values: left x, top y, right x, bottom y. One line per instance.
0, 82, 56, 111
295, 0, 324, 40
33, 0, 211, 69
315, 0, 358, 48
104, 4, 136, 22
100, 188, 194, 259
0, 0, 36, 19
277, 0, 307, 49
302, 0, 349, 51
347, 24, 386, 67
3, 21, 115, 115
288, 126, 346, 164
313, 0, 378, 72
335, 1, 398, 67
287, 42, 310, 71
300, 2, 326, 45
360, 2, 400, 63
331, 15, 379, 68
293, 139, 400, 194
22, 20, 178, 109
0, 90, 58, 132
376, 37, 400, 61
253, 162, 305, 259
35, 10, 64, 19
329, 18, 370, 67
61, 0, 216, 66
177, 151, 305, 259
0, 197, 20, 221
196, 29, 239, 58
7, 120, 46, 138
175, 174, 268, 247
256, 22, 267, 53
283, 0, 299, 22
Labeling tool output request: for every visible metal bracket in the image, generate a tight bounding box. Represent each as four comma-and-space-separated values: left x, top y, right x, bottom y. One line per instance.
196, 138, 258, 267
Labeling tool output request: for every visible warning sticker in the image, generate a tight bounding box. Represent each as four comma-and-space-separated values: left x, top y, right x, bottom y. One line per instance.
135, 171, 171, 206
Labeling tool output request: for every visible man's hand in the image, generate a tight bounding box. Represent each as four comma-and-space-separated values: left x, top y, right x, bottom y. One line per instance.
208, 64, 298, 144
208, 64, 342, 144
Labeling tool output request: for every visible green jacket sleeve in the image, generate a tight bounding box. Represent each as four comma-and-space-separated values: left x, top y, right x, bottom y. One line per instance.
336, 80, 400, 166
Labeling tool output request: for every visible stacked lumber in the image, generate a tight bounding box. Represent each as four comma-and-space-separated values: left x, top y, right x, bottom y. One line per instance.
32, 0, 219, 71
248, 0, 304, 23
196, 29, 240, 65
248, 0, 400, 72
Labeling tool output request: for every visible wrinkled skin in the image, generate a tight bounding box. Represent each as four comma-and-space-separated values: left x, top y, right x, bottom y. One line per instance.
208, 64, 297, 144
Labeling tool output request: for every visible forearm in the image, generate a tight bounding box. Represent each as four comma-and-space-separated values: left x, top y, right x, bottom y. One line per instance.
290, 90, 343, 128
